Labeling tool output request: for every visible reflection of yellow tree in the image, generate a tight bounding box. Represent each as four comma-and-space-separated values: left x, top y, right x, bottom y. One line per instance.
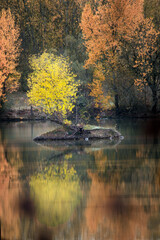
0, 131, 22, 239
30, 161, 82, 227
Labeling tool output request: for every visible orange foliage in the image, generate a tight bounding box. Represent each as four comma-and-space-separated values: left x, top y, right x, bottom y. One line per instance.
88, 64, 112, 111
88, 64, 111, 109
81, 0, 160, 108
80, 0, 148, 111
89, 79, 112, 109
133, 18, 160, 91
80, 0, 144, 68
0, 9, 21, 104
134, 78, 148, 92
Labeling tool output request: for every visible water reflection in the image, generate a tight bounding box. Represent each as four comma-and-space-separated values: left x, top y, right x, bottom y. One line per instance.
0, 123, 57, 240
85, 171, 149, 240
0, 120, 160, 239
30, 161, 82, 227
0, 130, 22, 239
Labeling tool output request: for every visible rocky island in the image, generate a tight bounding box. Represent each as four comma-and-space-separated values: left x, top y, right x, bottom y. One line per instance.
34, 125, 123, 143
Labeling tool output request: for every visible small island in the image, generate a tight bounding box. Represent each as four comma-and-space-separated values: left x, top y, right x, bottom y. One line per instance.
34, 125, 123, 142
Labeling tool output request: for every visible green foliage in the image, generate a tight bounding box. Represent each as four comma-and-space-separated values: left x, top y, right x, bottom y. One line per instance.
63, 34, 93, 84
63, 34, 94, 122
27, 52, 79, 121
30, 162, 81, 227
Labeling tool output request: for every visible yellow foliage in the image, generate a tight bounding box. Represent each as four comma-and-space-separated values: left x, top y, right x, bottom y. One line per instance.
64, 153, 73, 160
27, 52, 79, 121
64, 119, 72, 125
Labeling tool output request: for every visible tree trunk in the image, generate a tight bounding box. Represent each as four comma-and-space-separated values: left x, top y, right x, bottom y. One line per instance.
115, 93, 119, 115
51, 113, 84, 134
151, 87, 158, 114
0, 81, 6, 110
113, 72, 119, 115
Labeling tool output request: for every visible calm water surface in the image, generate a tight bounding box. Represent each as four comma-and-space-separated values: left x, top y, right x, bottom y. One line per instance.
0, 119, 160, 240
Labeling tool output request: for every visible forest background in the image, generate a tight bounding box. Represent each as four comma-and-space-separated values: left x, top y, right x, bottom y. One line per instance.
0, 0, 160, 122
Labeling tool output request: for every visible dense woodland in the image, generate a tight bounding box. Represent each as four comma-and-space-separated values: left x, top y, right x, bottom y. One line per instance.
0, 0, 160, 121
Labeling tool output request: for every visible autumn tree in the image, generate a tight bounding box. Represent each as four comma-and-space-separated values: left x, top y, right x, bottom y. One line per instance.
80, 0, 146, 113
131, 18, 160, 113
27, 52, 79, 123
0, 8, 21, 107
0, 0, 82, 91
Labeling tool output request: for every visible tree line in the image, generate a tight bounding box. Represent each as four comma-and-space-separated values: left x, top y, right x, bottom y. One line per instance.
0, 0, 160, 120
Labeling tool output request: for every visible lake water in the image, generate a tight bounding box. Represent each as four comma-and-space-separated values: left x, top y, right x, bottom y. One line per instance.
0, 119, 160, 240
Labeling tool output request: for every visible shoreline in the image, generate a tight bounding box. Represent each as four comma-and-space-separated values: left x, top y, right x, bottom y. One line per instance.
0, 109, 160, 122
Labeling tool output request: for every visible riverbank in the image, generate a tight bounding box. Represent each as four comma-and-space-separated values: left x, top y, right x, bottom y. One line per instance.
1, 108, 160, 121
0, 92, 48, 121
0, 92, 160, 121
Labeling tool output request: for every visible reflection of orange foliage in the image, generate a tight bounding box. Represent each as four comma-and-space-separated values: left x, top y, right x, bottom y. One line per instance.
136, 144, 150, 159
93, 150, 107, 173
0, 132, 22, 239
85, 171, 149, 240
155, 160, 160, 192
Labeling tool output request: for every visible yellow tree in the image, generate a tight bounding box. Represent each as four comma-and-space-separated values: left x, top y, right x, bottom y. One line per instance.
0, 9, 21, 107
27, 52, 79, 123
